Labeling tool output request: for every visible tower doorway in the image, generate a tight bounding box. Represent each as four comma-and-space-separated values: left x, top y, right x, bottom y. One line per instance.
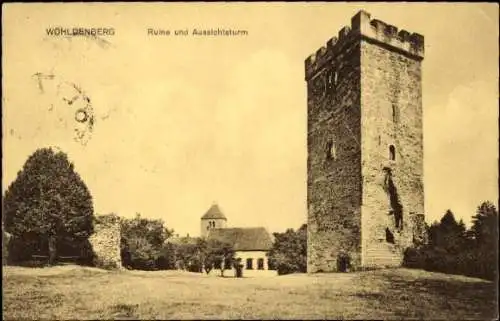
337, 253, 351, 272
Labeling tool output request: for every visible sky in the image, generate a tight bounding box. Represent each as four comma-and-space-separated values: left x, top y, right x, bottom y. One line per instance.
2, 3, 498, 237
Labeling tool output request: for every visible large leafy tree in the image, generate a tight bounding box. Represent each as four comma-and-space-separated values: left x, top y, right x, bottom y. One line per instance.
120, 213, 174, 270
267, 224, 307, 275
3, 147, 94, 264
198, 238, 235, 277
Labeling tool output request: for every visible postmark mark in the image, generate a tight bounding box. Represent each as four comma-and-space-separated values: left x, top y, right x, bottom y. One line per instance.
32, 72, 95, 146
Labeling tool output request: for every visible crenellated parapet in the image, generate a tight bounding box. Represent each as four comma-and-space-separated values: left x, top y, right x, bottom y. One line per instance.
305, 10, 424, 81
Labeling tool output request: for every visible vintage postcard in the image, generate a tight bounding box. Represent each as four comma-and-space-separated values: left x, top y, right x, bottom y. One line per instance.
2, 2, 498, 320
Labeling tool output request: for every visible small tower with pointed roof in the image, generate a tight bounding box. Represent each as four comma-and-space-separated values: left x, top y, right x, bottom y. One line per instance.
200, 203, 227, 238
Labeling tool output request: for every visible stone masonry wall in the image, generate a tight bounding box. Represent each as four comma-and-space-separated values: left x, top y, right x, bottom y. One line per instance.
306, 10, 425, 272
89, 214, 122, 269
359, 12, 425, 267
306, 25, 363, 273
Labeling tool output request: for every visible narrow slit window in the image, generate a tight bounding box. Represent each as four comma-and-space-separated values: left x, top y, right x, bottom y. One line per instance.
392, 104, 399, 123
389, 145, 396, 161
395, 212, 403, 230
326, 139, 336, 160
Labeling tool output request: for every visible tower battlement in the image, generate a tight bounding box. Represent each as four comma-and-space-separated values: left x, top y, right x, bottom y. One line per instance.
305, 10, 424, 80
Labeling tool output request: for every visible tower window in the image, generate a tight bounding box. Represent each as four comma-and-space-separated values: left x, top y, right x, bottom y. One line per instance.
389, 145, 396, 161
392, 104, 399, 123
327, 70, 339, 90
326, 139, 336, 160
395, 212, 403, 230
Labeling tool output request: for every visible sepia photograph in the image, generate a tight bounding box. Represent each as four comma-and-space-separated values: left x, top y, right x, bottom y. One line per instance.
2, 2, 498, 320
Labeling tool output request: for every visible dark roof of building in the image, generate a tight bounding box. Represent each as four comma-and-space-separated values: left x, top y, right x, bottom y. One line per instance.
207, 227, 273, 251
201, 204, 227, 220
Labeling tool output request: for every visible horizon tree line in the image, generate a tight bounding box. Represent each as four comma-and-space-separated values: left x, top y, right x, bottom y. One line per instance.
2, 147, 498, 282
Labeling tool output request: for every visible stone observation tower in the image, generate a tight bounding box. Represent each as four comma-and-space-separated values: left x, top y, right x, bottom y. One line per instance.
305, 10, 427, 273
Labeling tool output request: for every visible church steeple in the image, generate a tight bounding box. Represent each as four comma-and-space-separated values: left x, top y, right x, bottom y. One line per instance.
200, 203, 227, 237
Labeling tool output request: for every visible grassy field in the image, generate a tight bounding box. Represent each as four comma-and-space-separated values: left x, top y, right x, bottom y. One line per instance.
2, 265, 498, 320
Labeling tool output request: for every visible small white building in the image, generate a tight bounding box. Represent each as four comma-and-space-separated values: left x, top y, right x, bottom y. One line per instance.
202, 204, 274, 272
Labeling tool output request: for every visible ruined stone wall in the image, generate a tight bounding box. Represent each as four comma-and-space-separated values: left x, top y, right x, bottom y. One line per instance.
89, 214, 122, 269
306, 23, 363, 273
305, 10, 425, 272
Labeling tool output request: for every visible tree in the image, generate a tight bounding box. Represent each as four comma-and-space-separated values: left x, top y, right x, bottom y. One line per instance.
207, 239, 235, 277
120, 213, 174, 270
428, 210, 467, 253
168, 237, 205, 273
404, 202, 498, 281
195, 238, 234, 276
156, 242, 177, 270
3, 147, 94, 264
470, 201, 498, 246
470, 202, 498, 280
267, 224, 307, 275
